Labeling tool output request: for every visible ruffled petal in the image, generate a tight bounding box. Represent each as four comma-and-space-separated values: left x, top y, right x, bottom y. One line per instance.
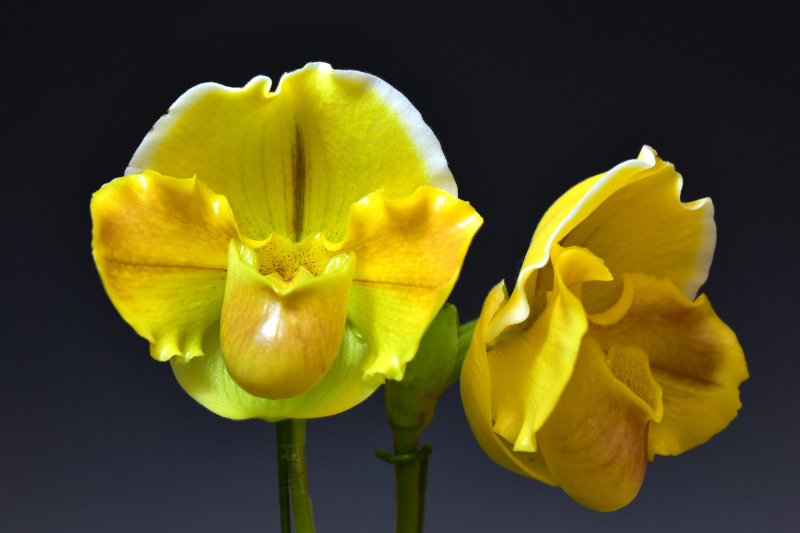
587, 273, 748, 457
487, 245, 611, 452
562, 162, 714, 313
220, 240, 355, 399
459, 283, 556, 485
488, 147, 686, 339
537, 338, 659, 512
91, 171, 240, 361
332, 187, 482, 380
127, 63, 456, 242
172, 320, 382, 421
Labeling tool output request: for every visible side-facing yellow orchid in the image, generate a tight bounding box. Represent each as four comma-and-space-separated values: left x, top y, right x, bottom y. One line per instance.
461, 146, 747, 511
92, 63, 482, 421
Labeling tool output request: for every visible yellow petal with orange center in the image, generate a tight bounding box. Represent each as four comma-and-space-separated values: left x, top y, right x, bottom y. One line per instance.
91, 171, 241, 361
587, 273, 748, 457
220, 239, 355, 399
126, 63, 456, 242
327, 186, 482, 380
537, 338, 660, 512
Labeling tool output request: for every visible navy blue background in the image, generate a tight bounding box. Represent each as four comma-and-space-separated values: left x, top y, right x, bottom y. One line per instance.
2, 2, 798, 531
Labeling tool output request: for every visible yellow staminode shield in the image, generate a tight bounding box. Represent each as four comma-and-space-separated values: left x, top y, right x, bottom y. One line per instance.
461, 147, 747, 511
93, 63, 481, 420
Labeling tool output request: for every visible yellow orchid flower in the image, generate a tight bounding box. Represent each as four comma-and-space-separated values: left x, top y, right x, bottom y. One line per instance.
460, 146, 747, 511
92, 63, 482, 421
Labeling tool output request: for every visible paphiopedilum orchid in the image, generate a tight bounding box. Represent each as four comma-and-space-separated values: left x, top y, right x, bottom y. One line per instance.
92, 63, 482, 421
460, 147, 748, 511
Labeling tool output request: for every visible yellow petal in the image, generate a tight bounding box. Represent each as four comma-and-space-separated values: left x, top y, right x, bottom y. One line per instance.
537, 338, 658, 512
459, 282, 556, 485
587, 273, 748, 457
91, 171, 240, 361
220, 240, 355, 399
127, 63, 456, 242
331, 186, 482, 380
172, 320, 382, 421
562, 161, 714, 313
487, 245, 611, 452
487, 146, 712, 339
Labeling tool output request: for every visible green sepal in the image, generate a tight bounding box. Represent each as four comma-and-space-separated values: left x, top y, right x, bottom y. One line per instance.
385, 304, 472, 433
171, 320, 383, 422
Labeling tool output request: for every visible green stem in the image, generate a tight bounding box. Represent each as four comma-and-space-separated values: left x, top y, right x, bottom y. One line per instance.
381, 305, 463, 532
393, 428, 421, 533
276, 419, 315, 533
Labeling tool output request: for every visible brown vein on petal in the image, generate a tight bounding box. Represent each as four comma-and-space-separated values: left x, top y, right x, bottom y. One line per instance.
649, 365, 717, 388
352, 279, 446, 290
292, 123, 306, 241
100, 259, 225, 272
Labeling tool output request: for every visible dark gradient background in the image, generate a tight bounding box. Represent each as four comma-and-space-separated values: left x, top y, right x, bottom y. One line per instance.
3, 2, 798, 531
